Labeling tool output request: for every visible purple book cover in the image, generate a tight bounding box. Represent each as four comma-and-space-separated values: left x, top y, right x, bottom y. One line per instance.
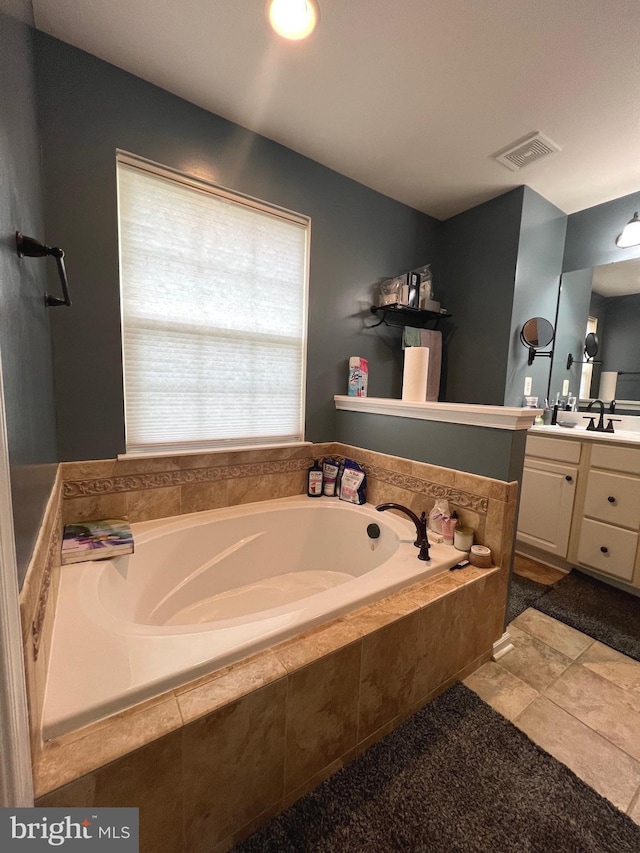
61, 518, 134, 564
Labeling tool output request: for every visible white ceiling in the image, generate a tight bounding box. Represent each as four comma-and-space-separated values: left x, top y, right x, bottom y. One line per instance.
31, 0, 640, 221
592, 257, 640, 298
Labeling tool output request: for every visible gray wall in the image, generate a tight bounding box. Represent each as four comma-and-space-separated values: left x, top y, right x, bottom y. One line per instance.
0, 9, 58, 585
336, 411, 527, 482
439, 188, 524, 405
563, 190, 640, 272
600, 293, 640, 401
548, 268, 593, 403
505, 187, 567, 407
34, 33, 441, 461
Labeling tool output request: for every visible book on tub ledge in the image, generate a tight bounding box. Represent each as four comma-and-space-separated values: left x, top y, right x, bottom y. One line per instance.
61, 518, 134, 565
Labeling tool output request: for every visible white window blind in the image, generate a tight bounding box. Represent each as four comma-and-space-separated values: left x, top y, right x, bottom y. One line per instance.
117, 155, 309, 453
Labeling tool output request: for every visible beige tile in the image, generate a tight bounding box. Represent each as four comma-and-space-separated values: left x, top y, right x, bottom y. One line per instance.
62, 493, 127, 524
35, 696, 183, 798
413, 590, 464, 703
464, 661, 538, 720
345, 596, 419, 636
113, 456, 182, 475
513, 554, 565, 585
455, 570, 506, 672
358, 611, 419, 741
180, 479, 230, 514
177, 654, 287, 723
227, 472, 305, 506
544, 663, 640, 761
285, 643, 360, 793
92, 730, 184, 853
183, 679, 286, 853
36, 773, 97, 808
283, 748, 356, 810
61, 459, 117, 480
629, 790, 640, 824
499, 623, 573, 692
511, 609, 593, 660
274, 620, 362, 672
125, 486, 181, 521
515, 696, 640, 812
403, 572, 461, 607
577, 641, 640, 696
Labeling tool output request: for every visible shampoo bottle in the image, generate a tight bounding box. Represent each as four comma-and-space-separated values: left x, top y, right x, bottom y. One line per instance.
307, 459, 323, 497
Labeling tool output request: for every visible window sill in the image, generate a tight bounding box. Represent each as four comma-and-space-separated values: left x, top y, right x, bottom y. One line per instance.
118, 440, 313, 462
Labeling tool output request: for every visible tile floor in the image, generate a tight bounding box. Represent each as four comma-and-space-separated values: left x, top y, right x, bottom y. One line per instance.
464, 558, 640, 825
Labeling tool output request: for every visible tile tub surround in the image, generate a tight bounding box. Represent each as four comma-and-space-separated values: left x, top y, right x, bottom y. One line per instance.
35, 564, 505, 853
21, 441, 516, 754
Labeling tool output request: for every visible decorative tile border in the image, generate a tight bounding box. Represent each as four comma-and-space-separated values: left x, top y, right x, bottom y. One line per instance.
62, 454, 488, 516
63, 458, 313, 498
335, 456, 489, 515
32, 498, 62, 661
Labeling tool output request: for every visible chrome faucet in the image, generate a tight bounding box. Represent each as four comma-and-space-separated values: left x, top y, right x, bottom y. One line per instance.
376, 503, 430, 561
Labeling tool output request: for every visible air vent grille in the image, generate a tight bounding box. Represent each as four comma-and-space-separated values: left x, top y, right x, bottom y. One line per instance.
493, 132, 561, 172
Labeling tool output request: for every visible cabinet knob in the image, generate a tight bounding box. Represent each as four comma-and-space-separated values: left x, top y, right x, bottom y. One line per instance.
565, 475, 573, 482
600, 546, 609, 554
607, 496, 616, 503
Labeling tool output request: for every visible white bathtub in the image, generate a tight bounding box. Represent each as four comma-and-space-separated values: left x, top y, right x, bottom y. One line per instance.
43, 496, 463, 738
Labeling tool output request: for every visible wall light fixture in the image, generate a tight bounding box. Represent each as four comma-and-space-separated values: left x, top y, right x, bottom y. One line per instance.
615, 211, 640, 248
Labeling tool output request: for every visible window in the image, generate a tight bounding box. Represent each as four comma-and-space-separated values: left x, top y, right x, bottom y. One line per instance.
116, 153, 309, 454
579, 315, 598, 399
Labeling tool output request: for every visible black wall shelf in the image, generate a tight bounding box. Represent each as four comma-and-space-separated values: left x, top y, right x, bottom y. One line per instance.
370, 305, 452, 329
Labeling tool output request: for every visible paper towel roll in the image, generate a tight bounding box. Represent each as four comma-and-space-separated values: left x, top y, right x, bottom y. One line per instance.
599, 371, 618, 402
402, 347, 429, 402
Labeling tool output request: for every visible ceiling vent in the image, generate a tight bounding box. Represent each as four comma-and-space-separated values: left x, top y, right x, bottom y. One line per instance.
493, 132, 561, 172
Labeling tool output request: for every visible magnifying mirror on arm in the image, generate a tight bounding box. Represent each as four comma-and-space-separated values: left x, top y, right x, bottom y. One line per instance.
520, 317, 555, 366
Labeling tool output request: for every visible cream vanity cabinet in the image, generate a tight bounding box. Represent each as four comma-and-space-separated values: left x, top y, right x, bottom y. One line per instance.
517, 432, 640, 590
517, 436, 580, 558
574, 444, 640, 582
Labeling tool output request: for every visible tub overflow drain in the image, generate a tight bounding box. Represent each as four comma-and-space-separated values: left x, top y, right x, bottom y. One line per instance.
366, 523, 381, 540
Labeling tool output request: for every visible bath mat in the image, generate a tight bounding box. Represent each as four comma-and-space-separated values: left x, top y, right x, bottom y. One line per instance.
232, 683, 640, 853
507, 573, 550, 624
534, 569, 640, 662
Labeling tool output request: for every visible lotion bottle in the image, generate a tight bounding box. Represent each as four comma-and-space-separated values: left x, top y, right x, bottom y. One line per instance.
307, 459, 323, 497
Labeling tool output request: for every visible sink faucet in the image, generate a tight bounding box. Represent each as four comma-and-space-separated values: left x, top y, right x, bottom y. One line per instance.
585, 398, 605, 431
376, 502, 430, 561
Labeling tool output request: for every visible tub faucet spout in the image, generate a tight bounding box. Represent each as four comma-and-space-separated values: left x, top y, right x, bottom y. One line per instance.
376, 503, 430, 561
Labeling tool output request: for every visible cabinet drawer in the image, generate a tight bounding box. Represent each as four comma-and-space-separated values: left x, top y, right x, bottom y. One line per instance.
525, 436, 581, 464
591, 444, 640, 475
577, 519, 637, 581
583, 471, 640, 530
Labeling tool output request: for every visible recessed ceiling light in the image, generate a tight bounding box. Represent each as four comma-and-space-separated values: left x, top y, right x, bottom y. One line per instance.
267, 0, 319, 41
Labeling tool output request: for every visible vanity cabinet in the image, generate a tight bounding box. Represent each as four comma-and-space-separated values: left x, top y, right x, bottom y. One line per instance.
517, 437, 579, 558
516, 432, 640, 591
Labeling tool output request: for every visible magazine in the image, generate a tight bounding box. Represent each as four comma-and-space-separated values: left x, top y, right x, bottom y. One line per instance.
61, 518, 134, 565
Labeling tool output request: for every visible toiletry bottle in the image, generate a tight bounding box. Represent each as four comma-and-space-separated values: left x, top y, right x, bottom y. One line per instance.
307, 459, 323, 497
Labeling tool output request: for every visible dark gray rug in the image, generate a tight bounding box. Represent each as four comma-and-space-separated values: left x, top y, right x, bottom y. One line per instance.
507, 573, 550, 624
534, 569, 640, 662
233, 683, 640, 853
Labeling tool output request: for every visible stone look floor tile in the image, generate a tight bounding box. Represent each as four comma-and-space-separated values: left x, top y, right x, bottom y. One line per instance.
511, 608, 593, 660
628, 789, 640, 824
515, 696, 640, 812
544, 663, 640, 762
498, 623, 573, 692
513, 555, 565, 585
576, 641, 640, 696
463, 661, 538, 721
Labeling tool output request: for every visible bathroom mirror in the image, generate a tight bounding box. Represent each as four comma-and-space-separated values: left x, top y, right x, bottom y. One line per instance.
550, 256, 640, 412
520, 317, 555, 365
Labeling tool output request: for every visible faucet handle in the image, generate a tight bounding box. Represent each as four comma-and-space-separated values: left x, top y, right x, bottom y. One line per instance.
582, 416, 597, 431
605, 418, 622, 433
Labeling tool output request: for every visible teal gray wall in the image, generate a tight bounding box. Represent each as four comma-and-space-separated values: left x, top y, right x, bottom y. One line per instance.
599, 293, 640, 401
0, 9, 58, 585
563, 190, 640, 272
439, 188, 523, 405
548, 268, 593, 403
34, 33, 441, 461
336, 411, 527, 482
506, 187, 567, 407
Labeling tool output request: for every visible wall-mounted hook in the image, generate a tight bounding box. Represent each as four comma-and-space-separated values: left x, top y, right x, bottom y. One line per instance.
16, 232, 72, 307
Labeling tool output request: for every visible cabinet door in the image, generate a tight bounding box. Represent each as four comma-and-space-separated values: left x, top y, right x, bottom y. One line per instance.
583, 471, 640, 530
517, 459, 577, 558
577, 519, 637, 581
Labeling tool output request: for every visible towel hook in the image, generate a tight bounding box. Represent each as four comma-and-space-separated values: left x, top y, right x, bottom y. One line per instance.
16, 231, 72, 307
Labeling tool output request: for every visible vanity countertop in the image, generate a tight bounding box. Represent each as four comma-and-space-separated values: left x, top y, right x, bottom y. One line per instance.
529, 423, 640, 446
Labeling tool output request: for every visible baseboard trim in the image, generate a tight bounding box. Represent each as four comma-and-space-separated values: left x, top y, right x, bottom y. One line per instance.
492, 631, 515, 661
